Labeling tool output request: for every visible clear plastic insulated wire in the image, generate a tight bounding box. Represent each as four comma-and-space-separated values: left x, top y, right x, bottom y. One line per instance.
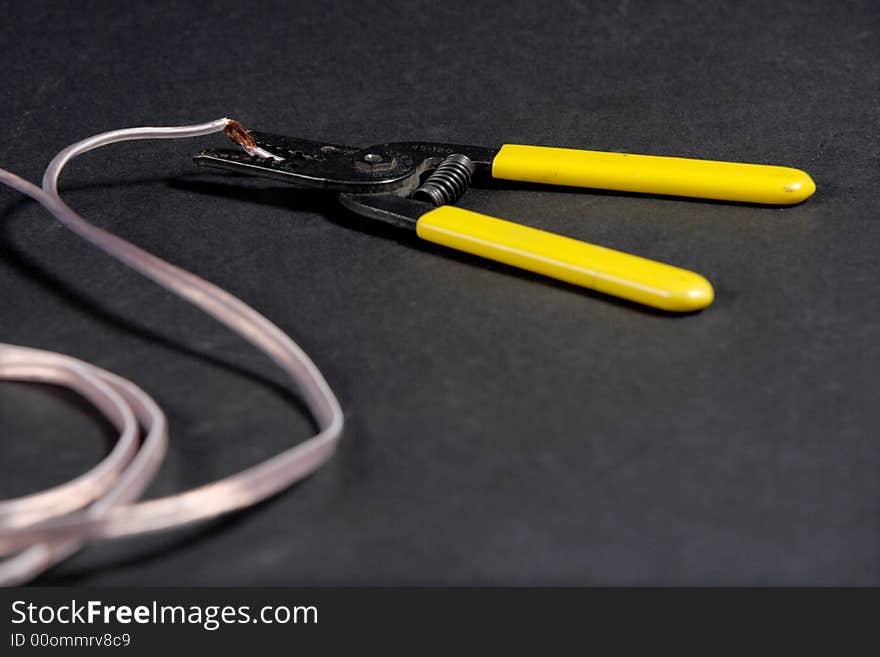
0, 119, 344, 585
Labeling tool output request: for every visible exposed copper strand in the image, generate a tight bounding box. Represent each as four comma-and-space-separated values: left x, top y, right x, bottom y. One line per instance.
224, 119, 258, 151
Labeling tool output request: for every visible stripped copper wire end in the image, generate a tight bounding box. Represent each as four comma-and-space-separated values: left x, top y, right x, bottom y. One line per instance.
224, 119, 284, 161
224, 119, 257, 151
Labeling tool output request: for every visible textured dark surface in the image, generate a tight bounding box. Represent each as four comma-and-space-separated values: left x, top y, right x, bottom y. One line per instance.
0, 0, 877, 585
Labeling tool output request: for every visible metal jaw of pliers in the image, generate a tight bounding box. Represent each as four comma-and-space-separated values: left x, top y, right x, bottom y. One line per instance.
194, 125, 815, 312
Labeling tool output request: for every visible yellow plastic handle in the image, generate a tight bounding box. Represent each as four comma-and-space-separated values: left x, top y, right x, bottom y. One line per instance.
416, 206, 714, 312
492, 144, 815, 205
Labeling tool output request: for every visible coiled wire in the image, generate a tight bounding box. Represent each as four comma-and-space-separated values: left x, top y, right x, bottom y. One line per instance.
0, 118, 344, 585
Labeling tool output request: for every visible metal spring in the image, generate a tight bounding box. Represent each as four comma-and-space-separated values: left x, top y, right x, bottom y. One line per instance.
413, 153, 475, 206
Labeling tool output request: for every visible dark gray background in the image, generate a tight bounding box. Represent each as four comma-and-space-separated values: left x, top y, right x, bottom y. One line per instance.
0, 0, 877, 585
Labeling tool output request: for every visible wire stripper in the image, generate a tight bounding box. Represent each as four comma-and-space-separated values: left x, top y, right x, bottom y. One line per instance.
194, 123, 815, 312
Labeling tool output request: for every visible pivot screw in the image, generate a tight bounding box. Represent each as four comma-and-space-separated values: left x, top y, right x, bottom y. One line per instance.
363, 153, 383, 163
